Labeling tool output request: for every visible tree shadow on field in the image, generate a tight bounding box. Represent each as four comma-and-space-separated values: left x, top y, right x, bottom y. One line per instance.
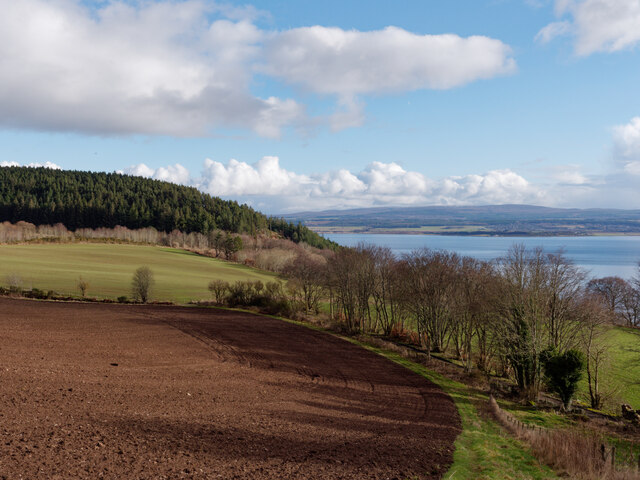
100, 413, 456, 479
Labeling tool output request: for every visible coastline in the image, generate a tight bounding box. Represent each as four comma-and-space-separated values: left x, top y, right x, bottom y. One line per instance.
310, 227, 640, 237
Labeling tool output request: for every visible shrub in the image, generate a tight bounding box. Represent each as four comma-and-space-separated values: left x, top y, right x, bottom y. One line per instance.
117, 295, 128, 303
207, 280, 229, 304
226, 280, 256, 307
220, 279, 293, 317
28, 288, 47, 299
541, 347, 585, 410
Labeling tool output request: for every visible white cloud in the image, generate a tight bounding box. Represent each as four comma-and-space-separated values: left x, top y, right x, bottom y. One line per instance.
198, 156, 308, 196
0, 0, 300, 138
263, 26, 516, 95
549, 164, 590, 184
0, 161, 61, 169
540, 0, 640, 55
614, 116, 640, 158
613, 116, 640, 175
123, 163, 191, 185
535, 21, 572, 44
191, 157, 544, 211
624, 161, 640, 175
0, 1, 516, 137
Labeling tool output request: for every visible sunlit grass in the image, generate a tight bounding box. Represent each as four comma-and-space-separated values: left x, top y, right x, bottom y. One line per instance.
0, 243, 279, 303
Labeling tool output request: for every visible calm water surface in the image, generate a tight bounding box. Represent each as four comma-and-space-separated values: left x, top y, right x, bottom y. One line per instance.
325, 234, 640, 280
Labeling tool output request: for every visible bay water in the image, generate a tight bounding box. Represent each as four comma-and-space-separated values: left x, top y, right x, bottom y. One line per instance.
324, 234, 640, 280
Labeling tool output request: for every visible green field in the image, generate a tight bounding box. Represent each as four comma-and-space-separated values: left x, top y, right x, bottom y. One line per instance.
0, 243, 279, 303
574, 325, 640, 410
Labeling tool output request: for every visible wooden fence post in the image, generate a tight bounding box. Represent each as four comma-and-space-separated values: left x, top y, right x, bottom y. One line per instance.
610, 446, 616, 469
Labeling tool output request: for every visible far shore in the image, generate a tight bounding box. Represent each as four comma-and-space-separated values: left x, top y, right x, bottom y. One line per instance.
311, 227, 640, 237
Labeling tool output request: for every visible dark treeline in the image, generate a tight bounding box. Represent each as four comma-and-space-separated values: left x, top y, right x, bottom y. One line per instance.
0, 167, 335, 249
283, 243, 640, 409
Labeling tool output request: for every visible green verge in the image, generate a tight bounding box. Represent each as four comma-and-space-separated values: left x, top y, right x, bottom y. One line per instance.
273, 317, 557, 480
349, 343, 557, 480
0, 243, 279, 303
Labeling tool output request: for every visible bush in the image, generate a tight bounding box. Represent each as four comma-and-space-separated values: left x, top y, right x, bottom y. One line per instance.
207, 279, 229, 304
27, 288, 47, 299
117, 295, 128, 303
541, 347, 585, 410
220, 280, 293, 317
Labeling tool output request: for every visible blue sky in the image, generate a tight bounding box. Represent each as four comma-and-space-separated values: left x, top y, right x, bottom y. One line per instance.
1, 0, 640, 212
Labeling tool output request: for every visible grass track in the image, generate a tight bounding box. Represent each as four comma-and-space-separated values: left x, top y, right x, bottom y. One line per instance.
0, 243, 278, 303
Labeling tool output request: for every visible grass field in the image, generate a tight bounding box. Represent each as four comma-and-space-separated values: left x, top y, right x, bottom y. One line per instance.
575, 325, 640, 410
0, 243, 279, 303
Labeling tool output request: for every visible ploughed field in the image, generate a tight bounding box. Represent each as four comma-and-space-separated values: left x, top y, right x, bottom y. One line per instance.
0, 298, 460, 479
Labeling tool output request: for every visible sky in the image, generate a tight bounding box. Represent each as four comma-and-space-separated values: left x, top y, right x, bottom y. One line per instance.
1, 0, 640, 213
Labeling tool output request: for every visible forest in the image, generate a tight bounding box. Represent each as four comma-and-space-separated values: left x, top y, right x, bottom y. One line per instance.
0, 166, 335, 249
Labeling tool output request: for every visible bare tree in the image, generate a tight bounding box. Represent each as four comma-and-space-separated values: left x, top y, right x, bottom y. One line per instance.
578, 295, 614, 409
5, 272, 22, 292
402, 249, 458, 357
586, 276, 629, 323
452, 257, 495, 372
494, 245, 549, 400
619, 281, 640, 327
77, 276, 89, 297
544, 251, 586, 351
208, 279, 228, 304
325, 245, 375, 333
131, 266, 154, 303
283, 253, 326, 314
370, 246, 407, 336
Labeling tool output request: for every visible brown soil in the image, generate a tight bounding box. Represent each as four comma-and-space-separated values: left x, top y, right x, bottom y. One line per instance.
0, 297, 460, 479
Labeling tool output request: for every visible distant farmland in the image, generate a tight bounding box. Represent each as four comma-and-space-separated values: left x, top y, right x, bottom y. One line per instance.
0, 243, 278, 303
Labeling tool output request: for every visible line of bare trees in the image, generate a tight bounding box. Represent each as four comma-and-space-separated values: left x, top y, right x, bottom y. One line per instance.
284, 243, 639, 407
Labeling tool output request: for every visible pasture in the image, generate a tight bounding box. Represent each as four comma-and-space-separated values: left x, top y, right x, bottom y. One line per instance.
0, 243, 278, 303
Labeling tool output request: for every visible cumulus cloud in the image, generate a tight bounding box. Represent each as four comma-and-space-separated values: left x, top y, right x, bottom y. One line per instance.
613, 116, 640, 174
122, 163, 191, 185
263, 26, 516, 95
0, 0, 299, 138
539, 0, 640, 55
0, 0, 516, 137
189, 157, 544, 211
0, 161, 61, 169
198, 156, 308, 196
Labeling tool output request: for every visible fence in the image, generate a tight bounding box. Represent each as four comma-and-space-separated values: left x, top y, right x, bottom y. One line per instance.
489, 395, 640, 479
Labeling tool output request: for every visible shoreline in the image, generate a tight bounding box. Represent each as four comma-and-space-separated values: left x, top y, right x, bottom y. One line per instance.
311, 229, 640, 237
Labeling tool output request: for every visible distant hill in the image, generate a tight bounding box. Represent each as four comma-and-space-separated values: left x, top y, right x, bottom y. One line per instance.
0, 166, 335, 249
283, 205, 640, 236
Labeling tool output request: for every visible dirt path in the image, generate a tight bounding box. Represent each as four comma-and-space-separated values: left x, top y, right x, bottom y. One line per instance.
0, 298, 460, 479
